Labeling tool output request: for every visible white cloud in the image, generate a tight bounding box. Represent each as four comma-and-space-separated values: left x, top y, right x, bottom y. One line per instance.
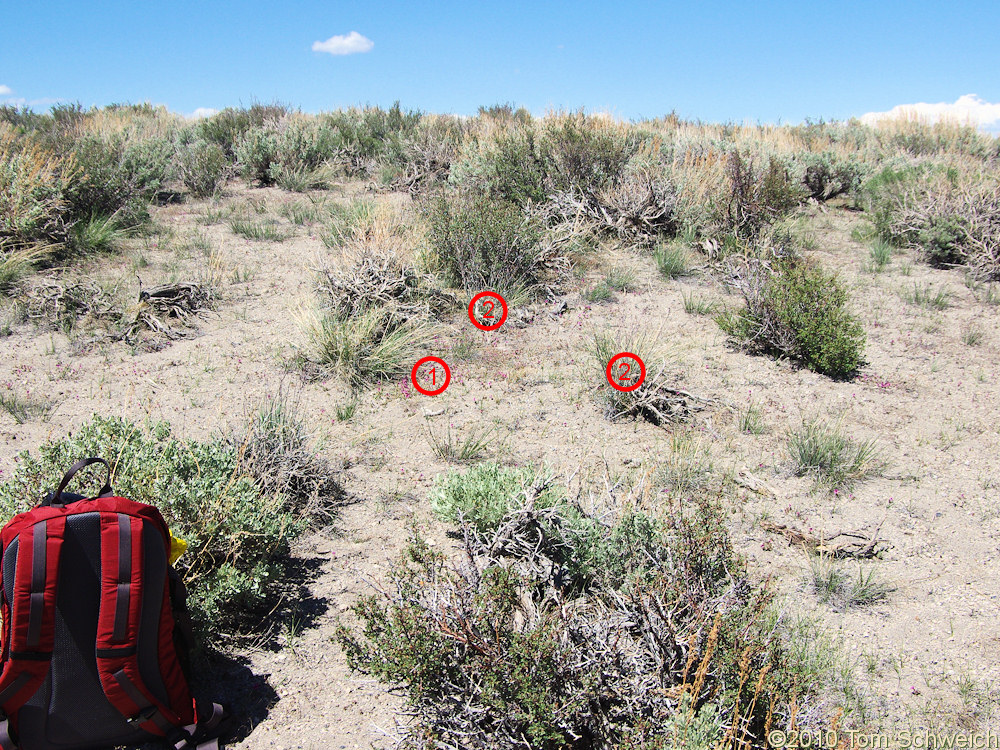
0, 85, 12, 96
860, 94, 1000, 133
190, 107, 219, 119
312, 31, 373, 56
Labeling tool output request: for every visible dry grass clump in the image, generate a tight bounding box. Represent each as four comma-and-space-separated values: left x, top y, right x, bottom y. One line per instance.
300, 204, 444, 387
226, 390, 345, 520
339, 470, 853, 748
788, 420, 887, 491
591, 330, 704, 426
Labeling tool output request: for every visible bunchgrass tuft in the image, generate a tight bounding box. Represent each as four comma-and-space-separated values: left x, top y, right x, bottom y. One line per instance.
788, 420, 886, 490
904, 282, 951, 309
297, 305, 437, 388
653, 240, 690, 279
0, 389, 56, 424
962, 323, 984, 346
866, 239, 892, 273
737, 402, 766, 434
229, 217, 289, 242
807, 555, 895, 610
426, 422, 501, 463
682, 291, 717, 315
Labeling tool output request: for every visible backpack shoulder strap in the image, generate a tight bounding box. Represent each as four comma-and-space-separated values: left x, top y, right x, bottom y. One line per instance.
0, 515, 67, 718
94, 510, 190, 736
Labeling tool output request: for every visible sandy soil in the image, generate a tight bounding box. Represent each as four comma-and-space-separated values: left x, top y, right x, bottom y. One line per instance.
2, 186, 998, 746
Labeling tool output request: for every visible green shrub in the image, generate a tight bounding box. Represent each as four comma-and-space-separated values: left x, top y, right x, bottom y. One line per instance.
66, 131, 173, 227
450, 124, 547, 206
341, 474, 846, 748
0, 413, 341, 636
425, 193, 541, 292
719, 260, 866, 379
799, 151, 867, 201
177, 139, 228, 197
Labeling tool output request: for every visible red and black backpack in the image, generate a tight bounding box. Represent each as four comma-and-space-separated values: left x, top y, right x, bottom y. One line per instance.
0, 458, 231, 750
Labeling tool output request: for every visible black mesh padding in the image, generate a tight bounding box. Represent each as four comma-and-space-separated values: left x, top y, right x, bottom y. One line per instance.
137, 526, 168, 703
2, 541, 17, 659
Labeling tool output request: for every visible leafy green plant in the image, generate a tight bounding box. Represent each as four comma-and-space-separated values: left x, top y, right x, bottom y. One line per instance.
0, 413, 342, 637
451, 123, 546, 206
788, 420, 886, 490
428, 462, 562, 534
718, 260, 866, 379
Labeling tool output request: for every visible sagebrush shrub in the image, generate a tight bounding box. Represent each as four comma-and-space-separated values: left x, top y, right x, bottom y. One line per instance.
450, 124, 547, 206
719, 259, 866, 379
425, 192, 541, 292
198, 102, 289, 157
799, 151, 867, 201
234, 123, 279, 186
539, 112, 639, 195
723, 151, 803, 240
0, 125, 76, 248
66, 130, 173, 227
176, 139, 229, 197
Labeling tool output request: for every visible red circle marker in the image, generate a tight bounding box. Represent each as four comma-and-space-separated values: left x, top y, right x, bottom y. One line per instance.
606, 352, 646, 392
468, 291, 508, 331
411, 356, 451, 396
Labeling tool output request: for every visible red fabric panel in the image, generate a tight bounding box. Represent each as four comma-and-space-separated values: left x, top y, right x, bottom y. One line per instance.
0, 516, 65, 715
2, 498, 169, 551
94, 512, 190, 734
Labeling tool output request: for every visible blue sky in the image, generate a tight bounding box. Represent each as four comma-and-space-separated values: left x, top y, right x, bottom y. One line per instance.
3, 0, 999, 128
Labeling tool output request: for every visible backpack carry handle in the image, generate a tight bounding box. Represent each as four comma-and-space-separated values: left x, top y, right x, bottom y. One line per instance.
48, 457, 113, 507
